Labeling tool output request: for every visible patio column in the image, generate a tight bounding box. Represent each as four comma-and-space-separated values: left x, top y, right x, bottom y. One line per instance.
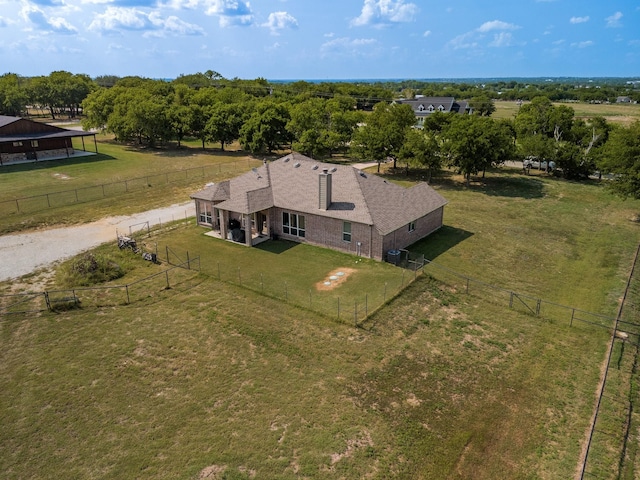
219, 210, 228, 240
245, 213, 252, 246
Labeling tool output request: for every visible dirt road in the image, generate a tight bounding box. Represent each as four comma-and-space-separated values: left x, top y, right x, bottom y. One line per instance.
0, 202, 195, 282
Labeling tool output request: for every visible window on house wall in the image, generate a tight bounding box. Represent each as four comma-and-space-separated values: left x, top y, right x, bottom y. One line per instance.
283, 212, 306, 237
408, 221, 416, 232
438, 105, 446, 112
31, 140, 39, 147
427, 105, 434, 112
199, 201, 212, 224
12, 141, 22, 147
343, 222, 352, 242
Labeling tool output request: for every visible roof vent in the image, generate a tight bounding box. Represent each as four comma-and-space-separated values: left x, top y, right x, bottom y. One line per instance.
330, 167, 337, 173
312, 165, 318, 170
294, 162, 301, 168
359, 171, 367, 178
283, 157, 290, 163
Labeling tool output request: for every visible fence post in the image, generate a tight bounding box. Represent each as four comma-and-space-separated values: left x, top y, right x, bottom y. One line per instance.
337, 297, 340, 320
536, 299, 541, 316
44, 291, 51, 311
46, 193, 50, 208
125, 285, 130, 304
165, 271, 170, 288
570, 308, 575, 327
166, 246, 170, 264
187, 251, 191, 270
354, 301, 358, 327
15, 198, 19, 213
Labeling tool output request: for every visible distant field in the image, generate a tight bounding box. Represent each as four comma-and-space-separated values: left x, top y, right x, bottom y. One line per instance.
2, 163, 640, 478
493, 99, 640, 126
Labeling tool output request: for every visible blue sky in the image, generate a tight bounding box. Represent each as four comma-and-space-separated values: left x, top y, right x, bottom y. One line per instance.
0, 0, 639, 80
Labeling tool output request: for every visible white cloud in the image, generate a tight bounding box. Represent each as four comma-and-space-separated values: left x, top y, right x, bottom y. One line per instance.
489, 32, 513, 47
570, 16, 589, 24
89, 6, 203, 36
448, 19, 519, 50
205, 0, 254, 27
606, 11, 623, 28
320, 36, 378, 57
89, 6, 148, 31
351, 0, 418, 27
262, 11, 298, 35
571, 40, 594, 48
477, 20, 519, 33
423, 30, 431, 37
0, 17, 8, 27
21, 4, 78, 34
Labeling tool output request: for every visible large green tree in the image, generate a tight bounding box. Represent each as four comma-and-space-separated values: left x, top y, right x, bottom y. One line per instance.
0, 73, 28, 116
206, 102, 246, 151
350, 102, 416, 171
600, 121, 640, 198
441, 115, 515, 185
239, 101, 292, 154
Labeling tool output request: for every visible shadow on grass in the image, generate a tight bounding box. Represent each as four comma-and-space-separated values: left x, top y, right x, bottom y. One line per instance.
381, 167, 546, 199
255, 239, 300, 254
407, 225, 474, 261
0, 153, 117, 173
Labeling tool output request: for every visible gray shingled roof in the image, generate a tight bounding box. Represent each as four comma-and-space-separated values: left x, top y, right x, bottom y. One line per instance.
191, 153, 447, 236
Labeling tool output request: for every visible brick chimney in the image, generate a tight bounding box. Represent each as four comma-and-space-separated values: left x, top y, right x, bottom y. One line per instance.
319, 169, 332, 210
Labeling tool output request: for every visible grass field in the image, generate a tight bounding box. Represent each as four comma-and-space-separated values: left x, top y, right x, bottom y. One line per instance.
493, 99, 640, 126
3, 137, 640, 479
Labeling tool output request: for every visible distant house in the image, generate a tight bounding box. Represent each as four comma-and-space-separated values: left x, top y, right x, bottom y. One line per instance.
190, 153, 447, 261
0, 115, 97, 166
395, 97, 471, 128
616, 96, 632, 103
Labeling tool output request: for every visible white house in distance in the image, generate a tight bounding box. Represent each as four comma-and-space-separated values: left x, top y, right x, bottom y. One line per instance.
190, 153, 447, 261
395, 96, 471, 128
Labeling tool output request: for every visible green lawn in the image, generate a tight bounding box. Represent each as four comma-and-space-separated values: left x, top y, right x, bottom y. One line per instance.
494, 99, 640, 126
2, 141, 640, 478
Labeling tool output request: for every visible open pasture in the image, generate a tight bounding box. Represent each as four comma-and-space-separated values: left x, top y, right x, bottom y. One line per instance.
2, 161, 640, 478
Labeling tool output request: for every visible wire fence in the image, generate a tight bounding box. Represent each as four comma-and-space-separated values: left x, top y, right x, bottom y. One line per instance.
0, 158, 260, 216
0, 254, 200, 316
579, 242, 640, 479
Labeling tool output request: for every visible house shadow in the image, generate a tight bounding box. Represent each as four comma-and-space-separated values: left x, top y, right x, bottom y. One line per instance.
407, 225, 474, 261
255, 239, 300, 254
0, 153, 116, 172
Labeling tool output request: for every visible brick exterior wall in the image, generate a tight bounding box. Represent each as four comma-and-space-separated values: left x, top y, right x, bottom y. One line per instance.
273, 207, 381, 258
381, 206, 444, 255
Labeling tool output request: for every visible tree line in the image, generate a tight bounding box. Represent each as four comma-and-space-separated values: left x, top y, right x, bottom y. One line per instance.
1, 71, 639, 199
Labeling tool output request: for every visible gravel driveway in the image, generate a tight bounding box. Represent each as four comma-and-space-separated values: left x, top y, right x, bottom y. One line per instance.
0, 202, 195, 282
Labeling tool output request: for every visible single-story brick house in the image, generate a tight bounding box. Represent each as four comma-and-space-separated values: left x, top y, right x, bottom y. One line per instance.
190, 153, 447, 261
0, 115, 97, 166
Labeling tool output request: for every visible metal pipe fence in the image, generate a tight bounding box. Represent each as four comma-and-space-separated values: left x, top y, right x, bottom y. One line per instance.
0, 158, 259, 216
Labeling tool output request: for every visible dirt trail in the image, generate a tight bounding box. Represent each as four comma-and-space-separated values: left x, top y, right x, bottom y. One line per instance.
0, 202, 195, 282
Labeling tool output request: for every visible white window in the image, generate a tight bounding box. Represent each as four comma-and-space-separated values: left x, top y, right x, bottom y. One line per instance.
343, 222, 352, 242
31, 140, 39, 147
438, 105, 446, 112
418, 104, 425, 112
427, 105, 435, 112
283, 212, 305, 237
198, 201, 212, 225
408, 221, 416, 233
12, 141, 22, 147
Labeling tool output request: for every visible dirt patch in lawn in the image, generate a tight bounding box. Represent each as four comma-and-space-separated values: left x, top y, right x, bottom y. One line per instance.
315, 267, 356, 291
